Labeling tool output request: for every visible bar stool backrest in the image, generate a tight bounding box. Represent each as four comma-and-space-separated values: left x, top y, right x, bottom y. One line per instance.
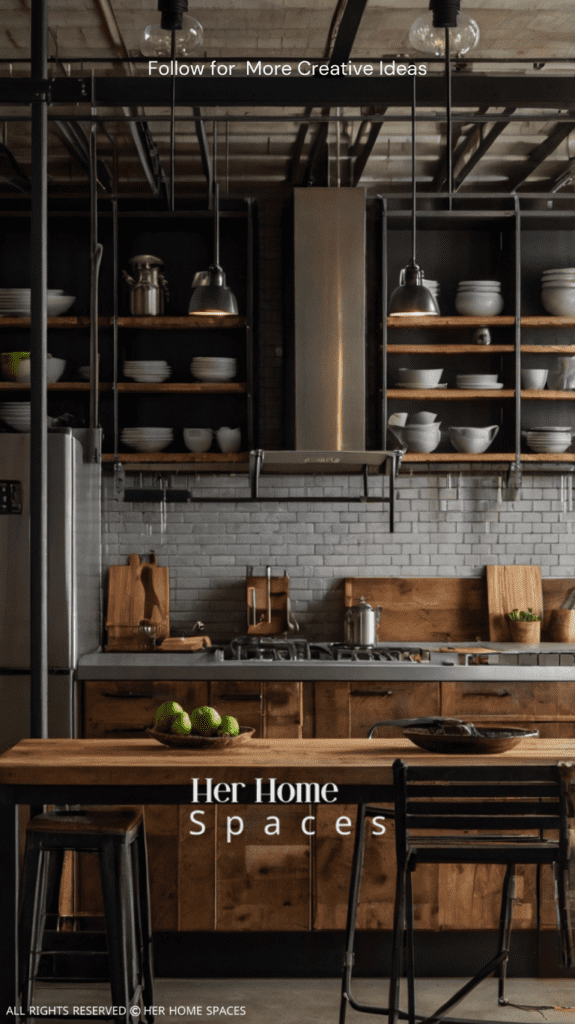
392, 759, 570, 864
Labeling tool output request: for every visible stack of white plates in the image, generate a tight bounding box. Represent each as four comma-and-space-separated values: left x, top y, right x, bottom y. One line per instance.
0, 401, 31, 431
525, 426, 572, 454
456, 374, 503, 390
455, 280, 504, 316
0, 290, 75, 317
540, 269, 575, 315
124, 360, 172, 383
191, 357, 237, 382
121, 427, 174, 452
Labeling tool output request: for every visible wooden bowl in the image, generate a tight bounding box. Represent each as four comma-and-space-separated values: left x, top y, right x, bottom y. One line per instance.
147, 726, 255, 749
403, 726, 539, 755
548, 608, 575, 643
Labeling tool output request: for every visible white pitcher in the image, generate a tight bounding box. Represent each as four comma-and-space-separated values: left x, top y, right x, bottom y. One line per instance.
216, 426, 241, 453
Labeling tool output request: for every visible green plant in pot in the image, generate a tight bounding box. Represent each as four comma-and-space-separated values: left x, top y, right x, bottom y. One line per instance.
507, 608, 541, 644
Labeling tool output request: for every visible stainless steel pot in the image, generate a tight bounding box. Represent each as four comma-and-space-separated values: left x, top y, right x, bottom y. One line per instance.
344, 595, 382, 646
123, 254, 169, 316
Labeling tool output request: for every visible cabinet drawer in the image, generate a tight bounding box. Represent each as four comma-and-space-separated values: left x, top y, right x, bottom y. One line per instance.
441, 682, 557, 719
83, 680, 209, 737
350, 682, 441, 738
209, 681, 265, 736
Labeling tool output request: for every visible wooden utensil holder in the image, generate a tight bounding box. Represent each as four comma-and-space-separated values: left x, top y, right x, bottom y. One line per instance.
246, 575, 289, 635
548, 609, 575, 643
508, 618, 541, 644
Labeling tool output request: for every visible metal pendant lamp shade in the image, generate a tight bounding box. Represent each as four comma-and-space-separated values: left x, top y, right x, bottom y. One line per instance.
389, 261, 439, 316
188, 261, 238, 315
389, 78, 439, 317
189, 125, 238, 316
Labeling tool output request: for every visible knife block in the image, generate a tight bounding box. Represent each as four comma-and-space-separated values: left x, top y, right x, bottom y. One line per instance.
246, 575, 289, 635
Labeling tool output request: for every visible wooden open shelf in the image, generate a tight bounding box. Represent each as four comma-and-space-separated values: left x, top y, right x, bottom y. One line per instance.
387, 344, 513, 354
387, 316, 514, 328
521, 345, 575, 353
389, 388, 515, 399
0, 315, 247, 329
101, 451, 249, 463
117, 315, 246, 329
116, 382, 246, 393
521, 390, 575, 400
403, 452, 575, 463
0, 381, 246, 393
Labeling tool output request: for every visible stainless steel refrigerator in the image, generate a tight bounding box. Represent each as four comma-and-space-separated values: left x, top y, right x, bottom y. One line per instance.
0, 430, 101, 751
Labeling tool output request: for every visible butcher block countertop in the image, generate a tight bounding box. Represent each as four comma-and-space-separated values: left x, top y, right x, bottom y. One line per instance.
1, 737, 574, 789
77, 644, 575, 681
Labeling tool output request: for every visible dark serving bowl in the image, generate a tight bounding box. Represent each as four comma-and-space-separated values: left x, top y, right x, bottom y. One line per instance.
403, 726, 539, 755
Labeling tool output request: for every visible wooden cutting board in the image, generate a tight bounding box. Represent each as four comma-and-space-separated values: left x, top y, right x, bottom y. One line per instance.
486, 564, 543, 641
106, 552, 170, 650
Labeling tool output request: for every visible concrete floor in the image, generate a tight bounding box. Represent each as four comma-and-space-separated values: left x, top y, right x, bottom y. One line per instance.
33, 978, 575, 1022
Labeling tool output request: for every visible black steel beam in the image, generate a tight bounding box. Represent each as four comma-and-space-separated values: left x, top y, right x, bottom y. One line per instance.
4, 75, 575, 109
452, 109, 515, 191
301, 0, 370, 184
352, 116, 385, 185
193, 107, 212, 188
432, 107, 487, 191
507, 119, 575, 191
56, 118, 113, 193
30, 0, 49, 739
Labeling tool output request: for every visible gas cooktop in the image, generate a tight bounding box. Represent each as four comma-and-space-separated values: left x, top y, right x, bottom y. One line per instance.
210, 636, 503, 665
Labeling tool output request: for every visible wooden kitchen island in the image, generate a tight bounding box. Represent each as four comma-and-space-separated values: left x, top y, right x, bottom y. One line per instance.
0, 736, 574, 1015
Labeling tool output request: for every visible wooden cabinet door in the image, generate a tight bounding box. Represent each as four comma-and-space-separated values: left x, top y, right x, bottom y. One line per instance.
441, 681, 557, 720
82, 680, 209, 931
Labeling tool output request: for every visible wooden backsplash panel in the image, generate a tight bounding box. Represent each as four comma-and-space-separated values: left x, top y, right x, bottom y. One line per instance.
344, 577, 489, 642
345, 577, 575, 642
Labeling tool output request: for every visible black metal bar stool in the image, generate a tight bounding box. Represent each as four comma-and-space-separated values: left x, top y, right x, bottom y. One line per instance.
340, 754, 573, 1024
340, 721, 396, 1024
19, 806, 154, 1023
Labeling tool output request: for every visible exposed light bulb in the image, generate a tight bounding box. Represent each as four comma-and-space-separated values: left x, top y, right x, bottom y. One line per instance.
141, 14, 203, 57
408, 12, 479, 56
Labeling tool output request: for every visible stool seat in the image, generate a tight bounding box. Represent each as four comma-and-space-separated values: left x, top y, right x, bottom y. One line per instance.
19, 806, 154, 1023
27, 806, 143, 837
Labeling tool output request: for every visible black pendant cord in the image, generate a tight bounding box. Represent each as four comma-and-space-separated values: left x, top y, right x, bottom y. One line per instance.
445, 25, 452, 208
213, 121, 219, 266
30, 0, 48, 739
170, 31, 176, 211
411, 74, 417, 265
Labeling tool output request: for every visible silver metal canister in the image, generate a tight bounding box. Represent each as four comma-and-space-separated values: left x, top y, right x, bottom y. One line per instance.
345, 596, 382, 646
122, 255, 169, 316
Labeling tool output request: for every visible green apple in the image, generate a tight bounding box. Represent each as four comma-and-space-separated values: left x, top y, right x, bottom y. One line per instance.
154, 701, 184, 732
170, 710, 192, 736
190, 706, 222, 736
217, 715, 240, 737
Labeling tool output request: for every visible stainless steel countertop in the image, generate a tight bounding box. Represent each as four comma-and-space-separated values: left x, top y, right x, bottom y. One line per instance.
77, 643, 575, 682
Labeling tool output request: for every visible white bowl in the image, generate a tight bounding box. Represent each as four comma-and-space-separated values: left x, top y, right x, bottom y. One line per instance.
47, 295, 75, 316
216, 426, 242, 453
455, 293, 504, 316
540, 289, 575, 315
521, 369, 548, 389
458, 280, 501, 287
449, 425, 499, 454
456, 375, 498, 385
408, 411, 437, 424
396, 368, 443, 387
183, 428, 213, 453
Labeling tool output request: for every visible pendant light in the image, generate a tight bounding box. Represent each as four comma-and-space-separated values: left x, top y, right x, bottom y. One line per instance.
140, 0, 203, 58
388, 77, 439, 317
189, 123, 238, 316
408, 11, 479, 56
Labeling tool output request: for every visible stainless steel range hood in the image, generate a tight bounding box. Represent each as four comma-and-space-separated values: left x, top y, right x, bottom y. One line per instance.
263, 188, 398, 474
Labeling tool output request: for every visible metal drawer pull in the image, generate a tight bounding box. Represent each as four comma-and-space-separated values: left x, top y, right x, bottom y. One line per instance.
464, 690, 512, 698
218, 693, 262, 701
351, 689, 395, 697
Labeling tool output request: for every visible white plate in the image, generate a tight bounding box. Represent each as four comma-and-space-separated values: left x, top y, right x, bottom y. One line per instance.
456, 382, 504, 390
394, 382, 448, 390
